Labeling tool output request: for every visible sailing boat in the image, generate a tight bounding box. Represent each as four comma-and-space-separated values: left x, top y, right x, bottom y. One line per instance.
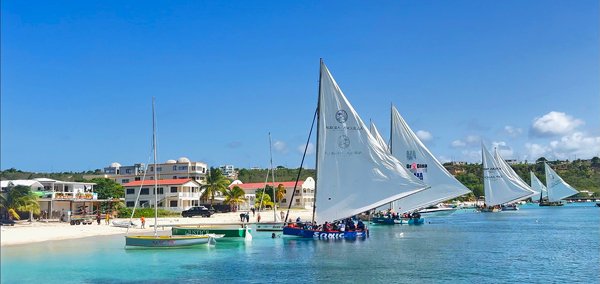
530, 171, 547, 204
125, 99, 218, 248
388, 105, 471, 217
539, 162, 578, 206
256, 133, 285, 231
492, 149, 536, 211
283, 60, 427, 239
481, 144, 534, 212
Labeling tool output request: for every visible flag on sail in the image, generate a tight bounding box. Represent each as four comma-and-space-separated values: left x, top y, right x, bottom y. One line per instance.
315, 61, 427, 223
482, 144, 533, 206
389, 106, 470, 213
544, 163, 578, 202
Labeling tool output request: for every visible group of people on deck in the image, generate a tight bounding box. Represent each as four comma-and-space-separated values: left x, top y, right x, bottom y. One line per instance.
374, 209, 421, 220
286, 217, 366, 233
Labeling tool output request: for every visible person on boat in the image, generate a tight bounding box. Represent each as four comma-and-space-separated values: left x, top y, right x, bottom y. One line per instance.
339, 222, 346, 232
140, 216, 146, 229
296, 217, 302, 227
357, 220, 365, 231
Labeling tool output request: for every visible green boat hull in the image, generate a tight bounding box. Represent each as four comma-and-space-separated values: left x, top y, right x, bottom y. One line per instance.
172, 226, 250, 238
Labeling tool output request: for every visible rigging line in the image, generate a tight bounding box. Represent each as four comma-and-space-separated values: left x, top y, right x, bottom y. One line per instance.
285, 106, 318, 224
125, 143, 154, 237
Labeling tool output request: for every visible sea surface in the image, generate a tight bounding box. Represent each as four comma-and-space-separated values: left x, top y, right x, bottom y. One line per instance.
2, 203, 598, 283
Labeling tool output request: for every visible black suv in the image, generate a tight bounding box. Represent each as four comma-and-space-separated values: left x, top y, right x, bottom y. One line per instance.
181, 206, 214, 218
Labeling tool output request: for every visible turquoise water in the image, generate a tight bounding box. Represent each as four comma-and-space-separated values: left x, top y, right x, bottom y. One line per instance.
2, 203, 598, 283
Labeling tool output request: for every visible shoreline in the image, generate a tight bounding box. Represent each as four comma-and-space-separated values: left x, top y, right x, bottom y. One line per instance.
1, 209, 313, 247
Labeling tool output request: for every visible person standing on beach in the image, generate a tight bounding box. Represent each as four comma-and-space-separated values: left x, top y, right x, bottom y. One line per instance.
105, 212, 110, 225
245, 212, 250, 223
96, 212, 101, 225
257, 213, 261, 223
251, 207, 255, 216
141, 216, 146, 228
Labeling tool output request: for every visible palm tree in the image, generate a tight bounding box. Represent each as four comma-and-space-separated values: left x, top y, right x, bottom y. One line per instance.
200, 168, 231, 208
275, 184, 285, 208
0, 185, 41, 221
255, 192, 273, 210
223, 185, 247, 212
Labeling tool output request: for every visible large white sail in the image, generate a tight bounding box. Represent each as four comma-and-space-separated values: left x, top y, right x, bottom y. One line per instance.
482, 144, 533, 206
315, 61, 427, 223
389, 106, 470, 213
493, 149, 536, 202
529, 171, 546, 198
544, 163, 578, 202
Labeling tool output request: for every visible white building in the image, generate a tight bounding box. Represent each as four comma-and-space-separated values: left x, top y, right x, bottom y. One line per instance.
219, 165, 237, 179
229, 177, 315, 210
123, 178, 204, 211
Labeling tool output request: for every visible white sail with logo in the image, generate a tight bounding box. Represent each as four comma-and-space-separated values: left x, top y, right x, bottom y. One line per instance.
369, 122, 389, 152
315, 61, 427, 223
544, 163, 578, 202
493, 149, 536, 202
482, 144, 533, 206
389, 106, 470, 213
530, 171, 546, 198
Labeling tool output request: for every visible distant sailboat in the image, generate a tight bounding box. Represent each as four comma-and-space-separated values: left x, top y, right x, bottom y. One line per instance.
530, 171, 546, 202
540, 163, 578, 206
481, 144, 533, 212
492, 149, 536, 210
283, 60, 427, 239
388, 106, 471, 215
125, 99, 219, 248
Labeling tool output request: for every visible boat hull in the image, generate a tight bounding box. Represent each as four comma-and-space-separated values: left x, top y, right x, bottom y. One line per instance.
371, 217, 396, 225
371, 217, 424, 225
125, 235, 210, 247
539, 202, 564, 207
417, 208, 457, 217
172, 226, 250, 238
255, 222, 285, 231
480, 207, 501, 212
282, 227, 368, 239
501, 205, 519, 211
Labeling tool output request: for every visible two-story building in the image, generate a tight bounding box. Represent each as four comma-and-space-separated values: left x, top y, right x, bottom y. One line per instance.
123, 179, 204, 211
229, 177, 315, 210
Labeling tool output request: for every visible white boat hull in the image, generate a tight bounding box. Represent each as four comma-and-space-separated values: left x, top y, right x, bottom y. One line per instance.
125, 235, 211, 248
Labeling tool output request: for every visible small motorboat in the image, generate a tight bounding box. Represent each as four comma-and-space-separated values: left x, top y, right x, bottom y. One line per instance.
113, 220, 138, 228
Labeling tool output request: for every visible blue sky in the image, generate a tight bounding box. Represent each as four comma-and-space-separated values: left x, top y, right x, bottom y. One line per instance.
2, 1, 598, 172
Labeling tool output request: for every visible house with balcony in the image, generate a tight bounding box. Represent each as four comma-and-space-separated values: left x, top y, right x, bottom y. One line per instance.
123, 179, 204, 211
229, 177, 315, 210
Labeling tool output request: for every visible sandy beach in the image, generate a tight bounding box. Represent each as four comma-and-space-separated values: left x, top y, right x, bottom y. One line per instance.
0, 209, 313, 246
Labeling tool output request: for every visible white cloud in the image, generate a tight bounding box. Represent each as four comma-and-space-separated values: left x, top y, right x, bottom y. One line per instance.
504, 126, 523, 138
451, 135, 479, 148
461, 150, 481, 162
525, 132, 600, 161
416, 130, 433, 142
273, 140, 288, 154
451, 140, 466, 148
297, 143, 315, 155
530, 111, 584, 137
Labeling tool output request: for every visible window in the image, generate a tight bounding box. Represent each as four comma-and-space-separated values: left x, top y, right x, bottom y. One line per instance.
191, 166, 196, 171
170, 187, 178, 193
178, 166, 187, 171
295, 198, 300, 204
122, 179, 130, 184
126, 201, 135, 207
149, 166, 154, 171
140, 200, 149, 207
170, 200, 178, 207
125, 169, 132, 174
157, 167, 162, 172
173, 176, 177, 179
135, 177, 141, 181
173, 165, 177, 171
140, 188, 149, 195
295, 190, 300, 194
154, 187, 163, 195
281, 199, 287, 203
126, 188, 135, 195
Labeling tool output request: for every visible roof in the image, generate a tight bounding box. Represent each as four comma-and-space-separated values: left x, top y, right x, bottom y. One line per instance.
229, 181, 304, 190
123, 179, 196, 187
1, 180, 44, 188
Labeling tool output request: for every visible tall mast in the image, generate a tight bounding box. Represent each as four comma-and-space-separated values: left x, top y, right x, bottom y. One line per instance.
268, 132, 277, 221
389, 103, 393, 155
312, 58, 323, 224
152, 97, 158, 237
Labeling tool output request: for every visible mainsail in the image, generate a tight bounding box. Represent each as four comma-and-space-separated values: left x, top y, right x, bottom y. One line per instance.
369, 122, 389, 152
315, 61, 427, 223
493, 149, 536, 202
544, 163, 578, 202
482, 144, 533, 206
529, 171, 546, 197
389, 106, 470, 213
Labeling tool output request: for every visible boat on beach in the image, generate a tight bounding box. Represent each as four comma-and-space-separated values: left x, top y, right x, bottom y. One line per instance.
283, 60, 427, 239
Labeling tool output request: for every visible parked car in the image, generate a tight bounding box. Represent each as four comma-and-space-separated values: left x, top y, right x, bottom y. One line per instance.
181, 206, 214, 218
0, 219, 16, 226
